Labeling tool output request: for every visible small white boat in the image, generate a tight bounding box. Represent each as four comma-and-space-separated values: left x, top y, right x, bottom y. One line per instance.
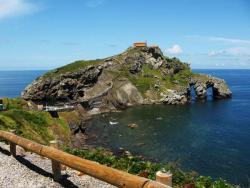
109, 121, 119, 125
156, 117, 163, 120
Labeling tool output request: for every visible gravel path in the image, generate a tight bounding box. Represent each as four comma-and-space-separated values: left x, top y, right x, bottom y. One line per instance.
0, 142, 116, 188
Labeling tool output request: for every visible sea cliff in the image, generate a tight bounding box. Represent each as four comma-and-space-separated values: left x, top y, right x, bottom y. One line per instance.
22, 46, 232, 113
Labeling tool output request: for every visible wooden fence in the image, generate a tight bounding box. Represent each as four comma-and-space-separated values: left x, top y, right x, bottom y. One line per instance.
0, 130, 171, 188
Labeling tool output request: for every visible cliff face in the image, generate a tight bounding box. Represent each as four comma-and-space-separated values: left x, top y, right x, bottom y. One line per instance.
22, 46, 232, 112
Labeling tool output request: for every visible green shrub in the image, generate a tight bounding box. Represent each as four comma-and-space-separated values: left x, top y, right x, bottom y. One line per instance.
63, 147, 237, 188
3, 98, 27, 110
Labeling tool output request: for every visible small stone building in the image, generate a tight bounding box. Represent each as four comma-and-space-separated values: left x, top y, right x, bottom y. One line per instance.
133, 42, 147, 47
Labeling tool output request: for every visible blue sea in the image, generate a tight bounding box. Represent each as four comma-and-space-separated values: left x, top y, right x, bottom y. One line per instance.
0, 70, 46, 98
0, 70, 250, 186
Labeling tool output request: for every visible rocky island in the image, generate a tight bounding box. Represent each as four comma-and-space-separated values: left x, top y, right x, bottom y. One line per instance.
22, 44, 232, 113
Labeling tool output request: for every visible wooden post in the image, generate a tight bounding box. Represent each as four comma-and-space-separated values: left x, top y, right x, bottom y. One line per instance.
9, 130, 16, 157
156, 170, 172, 187
49, 140, 61, 181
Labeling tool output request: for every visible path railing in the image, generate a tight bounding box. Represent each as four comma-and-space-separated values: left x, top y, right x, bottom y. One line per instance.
0, 130, 171, 188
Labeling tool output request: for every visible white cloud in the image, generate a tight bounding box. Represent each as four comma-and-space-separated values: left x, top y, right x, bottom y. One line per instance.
209, 37, 250, 45
215, 63, 225, 67
209, 47, 250, 57
0, 0, 37, 20
186, 35, 250, 45
166, 44, 183, 55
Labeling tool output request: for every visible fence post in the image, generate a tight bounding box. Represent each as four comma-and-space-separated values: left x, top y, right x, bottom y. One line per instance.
9, 130, 16, 157
156, 170, 172, 187
49, 140, 61, 181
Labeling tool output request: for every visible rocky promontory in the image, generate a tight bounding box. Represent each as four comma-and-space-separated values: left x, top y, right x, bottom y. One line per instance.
22, 45, 232, 112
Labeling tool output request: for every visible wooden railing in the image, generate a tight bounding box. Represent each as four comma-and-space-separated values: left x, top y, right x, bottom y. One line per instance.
0, 130, 171, 188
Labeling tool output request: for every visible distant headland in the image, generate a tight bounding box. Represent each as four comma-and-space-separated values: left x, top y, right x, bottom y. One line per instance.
21, 43, 232, 114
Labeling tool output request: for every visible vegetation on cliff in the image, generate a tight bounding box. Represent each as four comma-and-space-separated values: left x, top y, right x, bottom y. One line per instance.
42, 59, 103, 79
0, 98, 71, 145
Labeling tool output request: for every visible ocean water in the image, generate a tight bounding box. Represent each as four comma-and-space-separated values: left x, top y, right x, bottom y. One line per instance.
85, 69, 250, 187
0, 70, 249, 186
0, 70, 46, 98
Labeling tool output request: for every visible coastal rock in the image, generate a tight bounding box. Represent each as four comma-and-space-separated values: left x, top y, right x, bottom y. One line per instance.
130, 61, 142, 74
190, 74, 232, 99
141, 47, 165, 70
161, 89, 188, 105
194, 82, 207, 99
21, 45, 232, 112
82, 70, 114, 109
107, 79, 144, 108
127, 46, 165, 70
210, 77, 232, 99
22, 65, 102, 101
125, 53, 145, 74
128, 123, 138, 129
141, 46, 164, 59
147, 57, 163, 70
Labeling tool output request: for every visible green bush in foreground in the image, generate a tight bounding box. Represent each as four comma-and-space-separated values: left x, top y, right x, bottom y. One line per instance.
64, 147, 237, 188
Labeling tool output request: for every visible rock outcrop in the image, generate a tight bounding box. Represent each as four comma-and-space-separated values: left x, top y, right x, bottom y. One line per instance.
107, 79, 144, 108
190, 75, 232, 99
161, 89, 188, 105
22, 65, 103, 101
22, 45, 232, 113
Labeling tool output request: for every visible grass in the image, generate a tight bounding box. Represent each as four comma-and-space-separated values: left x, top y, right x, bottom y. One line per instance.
171, 69, 193, 86
42, 59, 103, 78
142, 65, 162, 77
110, 64, 156, 95
64, 147, 237, 188
119, 64, 192, 96
191, 73, 210, 82
0, 98, 71, 145
130, 76, 154, 94
3, 98, 28, 110
108, 62, 192, 99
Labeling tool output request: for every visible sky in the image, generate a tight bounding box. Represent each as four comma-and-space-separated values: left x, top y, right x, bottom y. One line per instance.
0, 0, 250, 70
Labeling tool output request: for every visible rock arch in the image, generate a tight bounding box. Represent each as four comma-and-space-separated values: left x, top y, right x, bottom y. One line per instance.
189, 75, 232, 100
